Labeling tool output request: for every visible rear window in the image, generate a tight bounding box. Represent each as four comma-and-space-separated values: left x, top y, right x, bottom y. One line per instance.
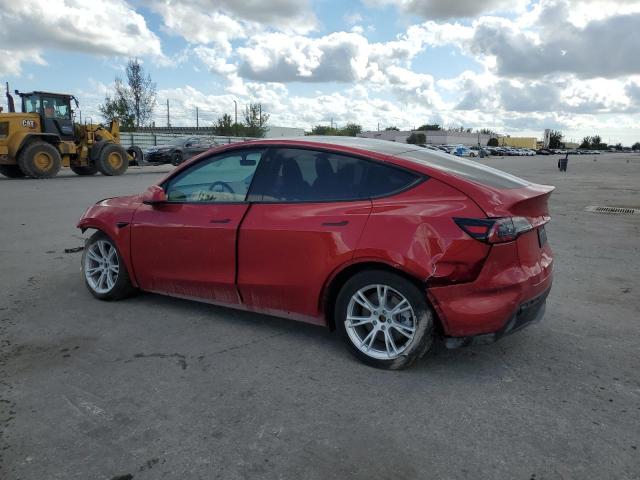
398, 149, 529, 189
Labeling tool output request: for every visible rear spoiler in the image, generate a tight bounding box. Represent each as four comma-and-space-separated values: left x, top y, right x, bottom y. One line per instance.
466, 182, 556, 219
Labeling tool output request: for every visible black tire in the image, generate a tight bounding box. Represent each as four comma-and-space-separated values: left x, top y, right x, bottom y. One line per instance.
70, 164, 98, 176
82, 231, 136, 301
127, 146, 144, 166
0, 165, 26, 178
335, 270, 434, 370
18, 141, 62, 178
96, 143, 128, 176
170, 151, 183, 166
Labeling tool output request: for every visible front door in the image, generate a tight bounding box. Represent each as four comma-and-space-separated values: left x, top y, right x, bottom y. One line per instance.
131, 148, 264, 304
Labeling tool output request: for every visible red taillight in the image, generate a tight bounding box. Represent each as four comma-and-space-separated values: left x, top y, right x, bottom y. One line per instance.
454, 217, 534, 244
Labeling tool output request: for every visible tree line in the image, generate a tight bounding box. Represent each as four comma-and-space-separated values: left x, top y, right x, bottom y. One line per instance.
99, 59, 270, 137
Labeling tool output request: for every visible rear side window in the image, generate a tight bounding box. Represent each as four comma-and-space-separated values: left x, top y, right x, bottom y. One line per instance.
365, 161, 421, 198
398, 149, 529, 189
250, 148, 422, 202
0, 122, 8, 138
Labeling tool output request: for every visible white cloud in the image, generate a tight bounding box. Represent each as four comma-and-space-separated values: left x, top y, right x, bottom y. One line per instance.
0, 0, 163, 75
0, 49, 46, 76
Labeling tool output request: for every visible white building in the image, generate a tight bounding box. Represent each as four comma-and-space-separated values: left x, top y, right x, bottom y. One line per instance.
265, 126, 305, 138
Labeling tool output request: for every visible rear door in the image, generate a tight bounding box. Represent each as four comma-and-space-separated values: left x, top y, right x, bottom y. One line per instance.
237, 148, 373, 323
131, 148, 264, 304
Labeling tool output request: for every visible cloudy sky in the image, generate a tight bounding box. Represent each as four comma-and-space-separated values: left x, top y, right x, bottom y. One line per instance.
1, 0, 639, 144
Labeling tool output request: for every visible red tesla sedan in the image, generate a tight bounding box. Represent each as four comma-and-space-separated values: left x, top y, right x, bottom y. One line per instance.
77, 137, 554, 369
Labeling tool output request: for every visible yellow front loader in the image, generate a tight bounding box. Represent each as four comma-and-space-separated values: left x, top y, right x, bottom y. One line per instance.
0, 84, 142, 179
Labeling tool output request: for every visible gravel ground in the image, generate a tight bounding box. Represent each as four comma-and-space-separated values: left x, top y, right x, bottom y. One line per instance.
1, 153, 639, 480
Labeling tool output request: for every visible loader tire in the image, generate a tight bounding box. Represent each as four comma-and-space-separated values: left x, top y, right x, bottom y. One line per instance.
18, 141, 62, 179
97, 143, 128, 176
71, 164, 98, 176
0, 165, 26, 178
126, 146, 144, 166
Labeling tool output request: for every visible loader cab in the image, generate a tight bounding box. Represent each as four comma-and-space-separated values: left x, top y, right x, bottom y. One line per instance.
19, 91, 75, 140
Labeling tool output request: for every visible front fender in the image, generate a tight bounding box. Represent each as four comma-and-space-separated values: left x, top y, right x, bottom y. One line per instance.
77, 197, 140, 287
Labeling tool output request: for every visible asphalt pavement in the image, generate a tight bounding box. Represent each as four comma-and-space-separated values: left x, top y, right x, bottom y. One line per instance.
1, 153, 639, 479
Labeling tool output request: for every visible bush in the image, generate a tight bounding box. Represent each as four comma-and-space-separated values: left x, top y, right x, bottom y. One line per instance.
407, 132, 426, 144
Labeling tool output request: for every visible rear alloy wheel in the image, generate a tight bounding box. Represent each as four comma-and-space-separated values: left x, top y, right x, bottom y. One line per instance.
18, 141, 62, 178
82, 231, 135, 300
97, 144, 128, 176
70, 164, 98, 176
0, 165, 26, 178
335, 270, 434, 369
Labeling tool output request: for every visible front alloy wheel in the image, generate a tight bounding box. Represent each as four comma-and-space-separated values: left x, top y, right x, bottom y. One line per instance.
336, 270, 434, 369
82, 232, 135, 300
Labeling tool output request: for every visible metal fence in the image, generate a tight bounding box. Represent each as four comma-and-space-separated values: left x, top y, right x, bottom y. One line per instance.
119, 132, 256, 150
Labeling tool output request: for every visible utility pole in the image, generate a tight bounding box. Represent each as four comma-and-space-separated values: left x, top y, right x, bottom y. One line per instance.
196, 107, 199, 129
259, 104, 262, 127
377, 122, 379, 132
166, 99, 170, 128
233, 100, 238, 137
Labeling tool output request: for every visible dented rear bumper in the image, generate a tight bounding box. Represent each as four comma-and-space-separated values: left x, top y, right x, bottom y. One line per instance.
443, 287, 550, 348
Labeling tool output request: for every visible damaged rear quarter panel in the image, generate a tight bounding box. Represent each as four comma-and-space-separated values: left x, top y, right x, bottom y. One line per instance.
354, 179, 490, 325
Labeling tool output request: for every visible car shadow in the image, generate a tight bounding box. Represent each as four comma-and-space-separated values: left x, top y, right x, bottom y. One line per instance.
125, 291, 526, 376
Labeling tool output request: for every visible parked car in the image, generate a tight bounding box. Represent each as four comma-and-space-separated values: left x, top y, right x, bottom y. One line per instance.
77, 137, 554, 370
536, 149, 551, 155
144, 136, 218, 165
453, 145, 477, 157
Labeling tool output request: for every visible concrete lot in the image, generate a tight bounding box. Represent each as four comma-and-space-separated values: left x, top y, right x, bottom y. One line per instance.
1, 153, 639, 479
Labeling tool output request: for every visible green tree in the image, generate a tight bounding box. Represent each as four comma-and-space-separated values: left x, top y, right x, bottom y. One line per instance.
614, 142, 623, 151
243, 103, 269, 137
406, 132, 426, 144
99, 58, 156, 128
309, 125, 337, 135
632, 142, 640, 151
213, 113, 234, 135
417, 124, 441, 131
478, 128, 497, 135
548, 130, 563, 149
385, 126, 399, 131
126, 59, 156, 128
487, 137, 499, 147
98, 78, 135, 128
580, 136, 592, 149
342, 123, 362, 137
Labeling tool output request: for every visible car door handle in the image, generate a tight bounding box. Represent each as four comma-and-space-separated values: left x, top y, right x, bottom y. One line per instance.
322, 220, 349, 227
209, 218, 231, 224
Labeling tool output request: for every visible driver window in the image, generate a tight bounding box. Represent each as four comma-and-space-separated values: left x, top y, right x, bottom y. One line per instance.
41, 96, 70, 120
165, 149, 264, 203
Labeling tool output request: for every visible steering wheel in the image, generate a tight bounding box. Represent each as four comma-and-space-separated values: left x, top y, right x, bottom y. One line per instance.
209, 181, 234, 194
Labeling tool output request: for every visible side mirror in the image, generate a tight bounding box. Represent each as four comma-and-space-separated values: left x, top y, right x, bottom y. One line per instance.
142, 185, 167, 205
185, 143, 192, 148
